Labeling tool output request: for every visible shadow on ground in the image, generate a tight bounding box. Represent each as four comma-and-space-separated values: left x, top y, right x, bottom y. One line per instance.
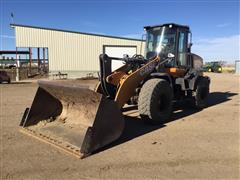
94, 91, 237, 155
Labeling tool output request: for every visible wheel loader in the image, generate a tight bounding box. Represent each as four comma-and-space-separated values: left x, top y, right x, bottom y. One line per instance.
20, 23, 210, 158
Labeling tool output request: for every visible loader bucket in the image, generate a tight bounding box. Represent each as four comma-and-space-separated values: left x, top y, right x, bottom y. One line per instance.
20, 80, 124, 158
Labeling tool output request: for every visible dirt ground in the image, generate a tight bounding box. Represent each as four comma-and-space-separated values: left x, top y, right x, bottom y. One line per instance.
0, 73, 239, 180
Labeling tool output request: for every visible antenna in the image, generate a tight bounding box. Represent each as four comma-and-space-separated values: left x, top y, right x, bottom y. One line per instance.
11, 12, 14, 24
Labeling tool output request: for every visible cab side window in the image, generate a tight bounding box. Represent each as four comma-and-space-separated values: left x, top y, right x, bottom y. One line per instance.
178, 31, 188, 66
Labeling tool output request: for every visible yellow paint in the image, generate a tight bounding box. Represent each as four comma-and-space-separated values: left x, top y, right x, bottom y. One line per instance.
114, 56, 160, 108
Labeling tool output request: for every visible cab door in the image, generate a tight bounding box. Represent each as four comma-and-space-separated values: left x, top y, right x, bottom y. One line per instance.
177, 30, 188, 67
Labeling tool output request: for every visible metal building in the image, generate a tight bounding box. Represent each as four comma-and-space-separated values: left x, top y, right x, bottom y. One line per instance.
11, 24, 145, 78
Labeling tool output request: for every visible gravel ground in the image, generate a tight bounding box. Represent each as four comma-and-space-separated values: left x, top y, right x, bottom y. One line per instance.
0, 73, 239, 180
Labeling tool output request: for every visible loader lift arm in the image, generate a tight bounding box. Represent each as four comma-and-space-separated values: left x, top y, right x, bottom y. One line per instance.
97, 54, 175, 108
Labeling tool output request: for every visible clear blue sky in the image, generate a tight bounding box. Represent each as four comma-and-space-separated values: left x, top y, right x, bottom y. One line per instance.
1, 0, 239, 63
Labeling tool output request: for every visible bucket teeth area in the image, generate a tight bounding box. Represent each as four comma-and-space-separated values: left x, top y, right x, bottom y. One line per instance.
20, 127, 84, 158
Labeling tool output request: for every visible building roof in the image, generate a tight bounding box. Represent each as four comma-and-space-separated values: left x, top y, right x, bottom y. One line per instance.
0, 50, 30, 55
10, 23, 144, 42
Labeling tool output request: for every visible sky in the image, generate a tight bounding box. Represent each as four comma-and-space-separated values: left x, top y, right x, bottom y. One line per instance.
0, 0, 239, 63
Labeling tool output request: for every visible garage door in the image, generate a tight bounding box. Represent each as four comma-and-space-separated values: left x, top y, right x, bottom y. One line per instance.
103, 45, 137, 71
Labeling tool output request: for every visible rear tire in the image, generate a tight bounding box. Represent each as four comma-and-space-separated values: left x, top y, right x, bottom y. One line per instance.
194, 78, 210, 109
138, 79, 173, 124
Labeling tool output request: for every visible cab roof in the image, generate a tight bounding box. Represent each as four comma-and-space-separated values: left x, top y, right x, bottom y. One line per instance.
144, 23, 190, 30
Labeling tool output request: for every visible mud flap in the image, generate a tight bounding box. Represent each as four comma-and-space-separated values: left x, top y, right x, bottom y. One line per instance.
20, 80, 124, 158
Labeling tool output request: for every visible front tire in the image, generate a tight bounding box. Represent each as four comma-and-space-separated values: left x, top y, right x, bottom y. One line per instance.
138, 79, 173, 124
194, 78, 210, 109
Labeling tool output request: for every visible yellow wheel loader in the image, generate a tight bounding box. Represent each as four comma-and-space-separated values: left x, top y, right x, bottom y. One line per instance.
20, 23, 210, 158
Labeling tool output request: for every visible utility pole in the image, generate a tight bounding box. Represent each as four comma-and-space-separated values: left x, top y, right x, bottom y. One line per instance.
29, 47, 32, 76
16, 47, 19, 81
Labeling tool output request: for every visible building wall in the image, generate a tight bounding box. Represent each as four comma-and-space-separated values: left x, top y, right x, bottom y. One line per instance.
13, 25, 145, 78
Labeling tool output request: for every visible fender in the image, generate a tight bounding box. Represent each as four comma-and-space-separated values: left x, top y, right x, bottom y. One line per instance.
190, 75, 210, 91
175, 75, 210, 91
149, 72, 173, 87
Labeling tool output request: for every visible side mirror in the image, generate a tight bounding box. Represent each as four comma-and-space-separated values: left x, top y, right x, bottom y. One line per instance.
188, 43, 193, 49
168, 53, 175, 58
123, 54, 129, 58
140, 34, 146, 55
141, 34, 147, 41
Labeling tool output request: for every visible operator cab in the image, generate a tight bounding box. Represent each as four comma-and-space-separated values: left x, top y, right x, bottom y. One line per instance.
144, 23, 192, 68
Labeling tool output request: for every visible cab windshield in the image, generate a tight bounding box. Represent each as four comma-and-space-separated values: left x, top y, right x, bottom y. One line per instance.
145, 26, 176, 59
